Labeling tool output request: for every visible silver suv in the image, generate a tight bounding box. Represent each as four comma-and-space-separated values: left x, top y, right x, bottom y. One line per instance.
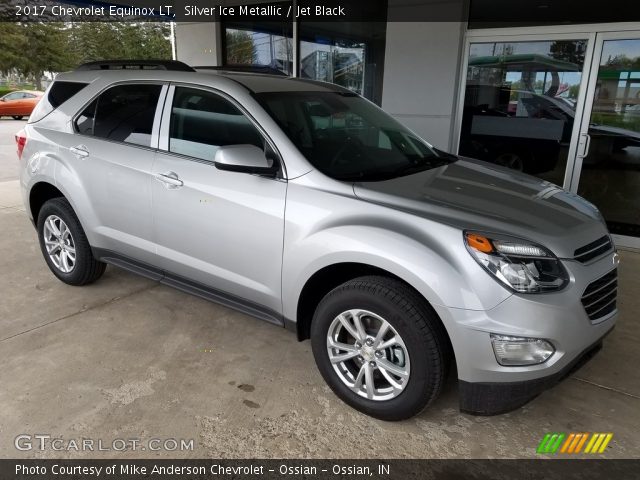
18, 60, 618, 420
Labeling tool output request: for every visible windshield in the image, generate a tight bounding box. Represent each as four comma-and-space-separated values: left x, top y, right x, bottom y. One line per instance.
255, 91, 456, 181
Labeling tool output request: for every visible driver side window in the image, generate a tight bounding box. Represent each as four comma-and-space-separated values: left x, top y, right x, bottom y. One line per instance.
169, 87, 264, 162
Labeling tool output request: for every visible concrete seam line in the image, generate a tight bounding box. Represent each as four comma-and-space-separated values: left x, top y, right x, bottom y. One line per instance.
0, 283, 160, 343
571, 376, 640, 400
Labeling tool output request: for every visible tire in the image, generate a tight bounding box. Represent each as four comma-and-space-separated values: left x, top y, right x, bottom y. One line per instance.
311, 276, 450, 421
12, 116, 24, 120
494, 151, 527, 172
37, 198, 106, 285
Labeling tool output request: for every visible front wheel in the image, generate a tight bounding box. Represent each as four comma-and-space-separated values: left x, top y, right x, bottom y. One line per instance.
311, 276, 450, 421
37, 198, 106, 285
12, 115, 24, 120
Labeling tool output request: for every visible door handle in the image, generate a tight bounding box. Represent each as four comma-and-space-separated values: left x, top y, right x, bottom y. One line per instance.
155, 171, 184, 189
579, 133, 591, 158
69, 145, 89, 159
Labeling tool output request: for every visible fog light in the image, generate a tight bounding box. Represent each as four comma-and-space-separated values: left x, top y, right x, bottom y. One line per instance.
490, 334, 555, 366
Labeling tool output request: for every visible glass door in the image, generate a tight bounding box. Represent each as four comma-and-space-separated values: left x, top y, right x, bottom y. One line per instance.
458, 37, 592, 187
571, 32, 640, 247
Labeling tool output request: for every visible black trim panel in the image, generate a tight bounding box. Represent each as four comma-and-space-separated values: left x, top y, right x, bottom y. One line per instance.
459, 327, 614, 415
97, 252, 163, 282
93, 248, 284, 327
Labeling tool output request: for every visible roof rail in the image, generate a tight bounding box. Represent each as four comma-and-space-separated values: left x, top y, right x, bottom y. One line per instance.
194, 65, 288, 76
75, 60, 195, 72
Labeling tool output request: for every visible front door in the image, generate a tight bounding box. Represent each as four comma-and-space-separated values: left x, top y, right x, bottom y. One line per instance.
571, 32, 640, 247
151, 85, 287, 320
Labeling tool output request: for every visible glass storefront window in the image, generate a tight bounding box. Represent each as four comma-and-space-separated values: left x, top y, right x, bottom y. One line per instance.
222, 3, 293, 75
299, 22, 386, 104
459, 40, 587, 186
578, 38, 640, 237
221, 3, 386, 103
300, 37, 367, 95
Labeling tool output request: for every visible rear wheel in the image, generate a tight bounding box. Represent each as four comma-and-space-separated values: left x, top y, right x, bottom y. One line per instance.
311, 276, 449, 421
12, 116, 24, 120
37, 198, 106, 285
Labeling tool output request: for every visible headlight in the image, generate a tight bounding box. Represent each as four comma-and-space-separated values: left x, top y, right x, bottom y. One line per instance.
464, 232, 569, 293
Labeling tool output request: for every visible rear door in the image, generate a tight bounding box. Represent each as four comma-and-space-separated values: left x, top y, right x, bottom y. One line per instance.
151, 85, 287, 319
57, 82, 166, 265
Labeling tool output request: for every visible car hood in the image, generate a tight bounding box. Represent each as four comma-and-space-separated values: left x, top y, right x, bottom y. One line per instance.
352, 157, 608, 259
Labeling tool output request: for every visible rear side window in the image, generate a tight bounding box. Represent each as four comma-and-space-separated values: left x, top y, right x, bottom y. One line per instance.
28, 81, 88, 124
75, 84, 162, 148
49, 81, 88, 108
168, 87, 264, 161
3, 92, 22, 100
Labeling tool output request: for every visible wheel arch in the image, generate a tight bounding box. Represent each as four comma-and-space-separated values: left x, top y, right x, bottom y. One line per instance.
29, 181, 66, 223
294, 262, 454, 362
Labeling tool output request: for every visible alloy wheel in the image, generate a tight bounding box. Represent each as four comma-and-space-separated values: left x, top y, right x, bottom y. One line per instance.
43, 215, 76, 273
326, 309, 411, 401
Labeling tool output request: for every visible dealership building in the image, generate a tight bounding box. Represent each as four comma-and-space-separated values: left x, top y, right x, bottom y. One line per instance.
173, 0, 640, 248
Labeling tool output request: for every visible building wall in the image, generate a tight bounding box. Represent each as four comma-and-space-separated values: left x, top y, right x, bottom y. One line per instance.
381, 20, 465, 151
173, 1, 467, 152
175, 22, 222, 67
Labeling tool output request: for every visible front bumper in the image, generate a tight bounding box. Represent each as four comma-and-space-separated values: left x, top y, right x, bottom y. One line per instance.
458, 330, 611, 415
432, 250, 619, 415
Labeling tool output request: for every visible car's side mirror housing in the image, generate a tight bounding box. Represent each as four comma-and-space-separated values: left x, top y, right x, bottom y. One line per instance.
214, 144, 278, 175
0, 98, 6, 102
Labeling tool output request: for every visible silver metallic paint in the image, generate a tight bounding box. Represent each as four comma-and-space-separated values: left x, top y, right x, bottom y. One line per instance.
20, 69, 617, 387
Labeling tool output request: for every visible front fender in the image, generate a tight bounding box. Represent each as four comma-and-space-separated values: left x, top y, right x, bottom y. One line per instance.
281, 181, 512, 325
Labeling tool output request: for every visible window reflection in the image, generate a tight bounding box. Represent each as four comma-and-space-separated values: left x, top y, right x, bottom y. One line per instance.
222, 4, 293, 75
459, 40, 587, 186
300, 39, 366, 95
578, 39, 640, 237
299, 22, 386, 104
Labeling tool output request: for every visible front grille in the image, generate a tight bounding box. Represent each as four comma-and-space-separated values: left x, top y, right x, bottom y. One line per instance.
581, 269, 617, 322
573, 235, 613, 263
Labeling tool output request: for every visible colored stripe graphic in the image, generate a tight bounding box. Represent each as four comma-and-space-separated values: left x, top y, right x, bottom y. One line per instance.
585, 433, 614, 454
540, 433, 613, 454
560, 433, 589, 454
537, 433, 553, 454
574, 433, 589, 453
597, 433, 613, 453
537, 433, 565, 453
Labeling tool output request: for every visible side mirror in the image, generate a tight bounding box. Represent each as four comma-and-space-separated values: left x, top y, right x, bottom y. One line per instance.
0, 98, 6, 102
214, 144, 278, 175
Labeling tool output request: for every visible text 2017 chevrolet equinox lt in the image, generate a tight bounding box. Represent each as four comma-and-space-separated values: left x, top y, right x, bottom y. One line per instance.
17, 60, 619, 420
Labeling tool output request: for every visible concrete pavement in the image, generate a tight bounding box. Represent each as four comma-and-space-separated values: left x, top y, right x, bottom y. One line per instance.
0, 119, 23, 182
0, 175, 639, 458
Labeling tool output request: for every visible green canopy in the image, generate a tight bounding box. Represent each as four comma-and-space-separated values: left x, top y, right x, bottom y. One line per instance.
469, 54, 580, 72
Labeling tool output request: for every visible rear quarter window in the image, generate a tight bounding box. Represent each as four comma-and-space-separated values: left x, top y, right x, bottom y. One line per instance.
48, 81, 88, 108
28, 81, 89, 123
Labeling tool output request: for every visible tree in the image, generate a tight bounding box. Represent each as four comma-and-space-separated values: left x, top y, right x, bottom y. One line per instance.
20, 23, 75, 89
68, 22, 171, 65
0, 21, 172, 87
225, 30, 256, 64
0, 23, 25, 75
549, 40, 585, 66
